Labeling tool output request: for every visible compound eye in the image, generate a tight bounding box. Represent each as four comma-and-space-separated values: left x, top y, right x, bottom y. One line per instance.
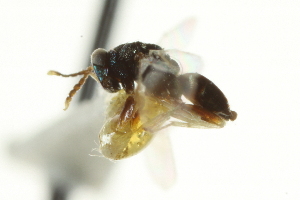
91, 48, 107, 67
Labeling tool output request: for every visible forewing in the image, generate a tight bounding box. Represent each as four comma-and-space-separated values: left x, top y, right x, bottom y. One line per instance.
157, 17, 203, 75
164, 49, 204, 74
158, 17, 197, 49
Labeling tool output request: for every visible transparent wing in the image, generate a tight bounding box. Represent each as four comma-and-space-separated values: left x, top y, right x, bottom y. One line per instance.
157, 18, 203, 74
164, 49, 204, 74
144, 131, 176, 189
158, 17, 197, 49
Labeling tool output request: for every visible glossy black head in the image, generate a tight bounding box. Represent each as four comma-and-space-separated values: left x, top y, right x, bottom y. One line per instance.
91, 42, 164, 94
91, 48, 121, 93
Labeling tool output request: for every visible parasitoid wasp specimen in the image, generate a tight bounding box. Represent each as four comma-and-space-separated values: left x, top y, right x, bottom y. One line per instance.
48, 41, 237, 160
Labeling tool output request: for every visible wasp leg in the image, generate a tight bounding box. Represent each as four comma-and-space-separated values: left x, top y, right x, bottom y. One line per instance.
143, 97, 226, 132
48, 66, 98, 110
163, 120, 221, 130
143, 106, 223, 134
116, 95, 136, 129
170, 104, 226, 128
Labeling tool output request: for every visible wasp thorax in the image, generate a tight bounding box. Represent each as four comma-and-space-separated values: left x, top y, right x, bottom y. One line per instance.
91, 48, 108, 67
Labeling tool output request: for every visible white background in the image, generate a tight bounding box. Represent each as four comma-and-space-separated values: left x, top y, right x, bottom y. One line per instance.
0, 0, 300, 199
